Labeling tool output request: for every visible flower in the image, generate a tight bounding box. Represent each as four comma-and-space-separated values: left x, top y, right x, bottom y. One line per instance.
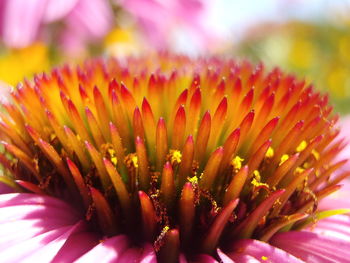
116, 0, 219, 52
0, 55, 349, 262
0, 0, 113, 55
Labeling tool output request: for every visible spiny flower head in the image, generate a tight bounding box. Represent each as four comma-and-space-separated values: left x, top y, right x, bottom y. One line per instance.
0, 55, 347, 261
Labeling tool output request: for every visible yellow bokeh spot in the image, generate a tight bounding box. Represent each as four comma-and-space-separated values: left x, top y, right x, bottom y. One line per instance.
296, 140, 307, 152
232, 156, 244, 170
265, 147, 274, 158
132, 156, 138, 168
279, 154, 289, 166
295, 166, 305, 174
0, 42, 49, 85
261, 256, 268, 261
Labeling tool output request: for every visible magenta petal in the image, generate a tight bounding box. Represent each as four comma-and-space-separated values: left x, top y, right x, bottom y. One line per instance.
140, 244, 157, 263
217, 249, 236, 263
271, 230, 350, 263
52, 229, 99, 262
191, 254, 218, 263
0, 222, 78, 262
225, 239, 304, 263
119, 247, 142, 263
75, 235, 130, 262
310, 214, 350, 242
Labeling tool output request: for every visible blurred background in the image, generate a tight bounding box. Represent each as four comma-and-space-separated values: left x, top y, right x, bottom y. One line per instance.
0, 0, 350, 114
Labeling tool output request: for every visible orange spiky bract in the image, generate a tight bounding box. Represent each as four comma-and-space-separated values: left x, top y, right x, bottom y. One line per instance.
0, 55, 348, 261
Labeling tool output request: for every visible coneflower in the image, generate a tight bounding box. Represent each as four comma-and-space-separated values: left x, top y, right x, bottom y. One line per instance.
0, 55, 349, 262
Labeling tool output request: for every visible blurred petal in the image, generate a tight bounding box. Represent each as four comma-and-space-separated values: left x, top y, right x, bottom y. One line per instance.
271, 231, 350, 263
225, 239, 303, 263
43, 0, 79, 22
310, 214, 350, 242
75, 235, 130, 262
319, 179, 350, 211
66, 0, 113, 38
1, 0, 46, 48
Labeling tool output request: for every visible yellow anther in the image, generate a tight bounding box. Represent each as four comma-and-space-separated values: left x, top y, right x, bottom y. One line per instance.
170, 150, 182, 164
111, 157, 118, 166
311, 149, 320, 160
253, 170, 261, 180
296, 140, 307, 152
132, 156, 138, 168
188, 175, 199, 185
232, 156, 244, 170
279, 154, 289, 166
266, 146, 274, 158
261, 256, 268, 261
251, 170, 269, 188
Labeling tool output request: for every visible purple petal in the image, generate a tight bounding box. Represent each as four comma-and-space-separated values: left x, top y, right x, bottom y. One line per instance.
75, 235, 130, 262
217, 249, 236, 263
1, 0, 46, 48
270, 230, 350, 263
310, 214, 350, 242
225, 239, 304, 263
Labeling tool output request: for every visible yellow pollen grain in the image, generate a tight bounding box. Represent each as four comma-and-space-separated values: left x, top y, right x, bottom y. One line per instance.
232, 156, 244, 170
251, 170, 269, 188
296, 140, 307, 152
295, 166, 305, 174
261, 255, 268, 261
279, 154, 289, 166
171, 150, 182, 164
111, 157, 118, 166
188, 175, 199, 185
311, 149, 320, 160
265, 147, 274, 158
132, 156, 138, 168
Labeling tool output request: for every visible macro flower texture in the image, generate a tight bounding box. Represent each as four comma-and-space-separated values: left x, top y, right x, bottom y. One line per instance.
0, 54, 349, 262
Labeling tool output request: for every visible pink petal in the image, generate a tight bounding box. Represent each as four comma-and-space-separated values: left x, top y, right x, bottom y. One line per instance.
0, 193, 81, 221
140, 244, 157, 263
75, 235, 130, 262
319, 180, 350, 211
217, 249, 236, 263
119, 247, 142, 262
309, 214, 350, 242
0, 222, 79, 262
225, 239, 304, 263
270, 230, 350, 263
0, 182, 14, 194
1, 0, 46, 48
190, 254, 218, 263
43, 0, 79, 22
52, 230, 99, 262
65, 0, 113, 39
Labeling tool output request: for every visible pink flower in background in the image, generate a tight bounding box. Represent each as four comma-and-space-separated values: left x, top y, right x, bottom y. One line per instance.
117, 0, 218, 51
0, 0, 113, 54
